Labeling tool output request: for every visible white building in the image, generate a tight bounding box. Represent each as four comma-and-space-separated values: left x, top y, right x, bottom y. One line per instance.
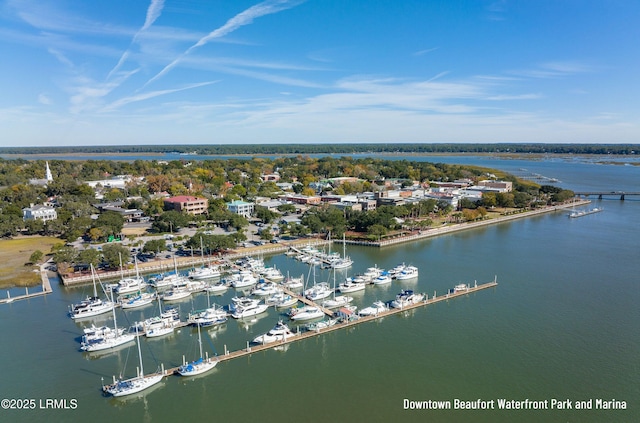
227, 200, 255, 218
23, 204, 57, 222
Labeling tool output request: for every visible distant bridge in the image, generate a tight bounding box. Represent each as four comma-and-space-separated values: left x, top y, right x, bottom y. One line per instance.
575, 191, 640, 200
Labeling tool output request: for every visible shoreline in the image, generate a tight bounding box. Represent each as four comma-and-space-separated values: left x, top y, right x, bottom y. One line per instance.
56, 200, 589, 287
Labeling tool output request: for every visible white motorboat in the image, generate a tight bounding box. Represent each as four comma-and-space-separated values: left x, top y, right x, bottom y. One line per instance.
337, 277, 366, 293
229, 297, 269, 319
188, 265, 221, 280
362, 265, 383, 282
265, 292, 299, 308
388, 263, 406, 279
229, 270, 258, 288
304, 282, 333, 301
102, 328, 163, 396
143, 307, 181, 338
69, 265, 114, 319
177, 324, 218, 376
260, 266, 284, 282
252, 320, 298, 344
251, 281, 281, 296
82, 324, 125, 344
454, 283, 469, 292
205, 280, 229, 293
321, 295, 353, 309
358, 300, 389, 316
188, 305, 228, 327
120, 291, 155, 309
282, 274, 304, 290
289, 306, 325, 321
372, 272, 392, 285
305, 318, 338, 331
390, 290, 425, 309
149, 272, 184, 290
113, 276, 147, 295
395, 265, 419, 280
161, 281, 192, 302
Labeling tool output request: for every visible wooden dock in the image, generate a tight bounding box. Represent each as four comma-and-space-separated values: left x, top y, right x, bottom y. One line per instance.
0, 264, 53, 304
158, 279, 498, 376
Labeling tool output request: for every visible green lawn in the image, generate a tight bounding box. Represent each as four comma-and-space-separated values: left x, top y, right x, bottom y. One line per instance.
0, 236, 61, 288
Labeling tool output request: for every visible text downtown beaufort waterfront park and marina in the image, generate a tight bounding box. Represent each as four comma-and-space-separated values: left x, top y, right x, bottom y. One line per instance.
403, 397, 627, 411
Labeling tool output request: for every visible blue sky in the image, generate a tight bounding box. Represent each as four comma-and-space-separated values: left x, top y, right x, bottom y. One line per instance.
1, 0, 638, 147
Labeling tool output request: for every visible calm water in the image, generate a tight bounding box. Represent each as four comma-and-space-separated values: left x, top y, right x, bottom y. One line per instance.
1, 157, 639, 423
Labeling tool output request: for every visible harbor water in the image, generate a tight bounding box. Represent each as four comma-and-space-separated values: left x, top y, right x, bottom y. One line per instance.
0, 156, 638, 423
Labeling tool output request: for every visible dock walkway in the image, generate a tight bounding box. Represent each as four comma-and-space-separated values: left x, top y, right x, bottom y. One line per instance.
159, 279, 497, 375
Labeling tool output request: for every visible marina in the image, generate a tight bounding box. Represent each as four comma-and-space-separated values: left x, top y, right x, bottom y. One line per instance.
0, 155, 638, 422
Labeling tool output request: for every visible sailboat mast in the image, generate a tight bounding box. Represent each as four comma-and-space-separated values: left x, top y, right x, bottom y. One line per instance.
136, 326, 144, 378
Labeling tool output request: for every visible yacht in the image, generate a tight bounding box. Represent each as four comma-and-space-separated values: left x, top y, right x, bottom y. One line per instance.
304, 282, 333, 301
372, 272, 392, 285
265, 292, 299, 308
228, 270, 258, 288
362, 265, 383, 282
205, 280, 229, 294
260, 266, 284, 282
358, 300, 389, 316
454, 283, 469, 292
143, 307, 181, 338
321, 295, 353, 309
282, 274, 304, 290
161, 282, 192, 302
395, 265, 419, 281
80, 291, 135, 352
188, 265, 221, 280
229, 297, 269, 319
252, 321, 298, 344
187, 305, 228, 327
337, 277, 366, 293
69, 265, 115, 319
289, 306, 325, 321
390, 290, 425, 309
251, 281, 281, 296
120, 291, 155, 309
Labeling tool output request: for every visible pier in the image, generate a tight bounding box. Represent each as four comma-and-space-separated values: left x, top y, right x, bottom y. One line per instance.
158, 279, 497, 376
0, 264, 53, 304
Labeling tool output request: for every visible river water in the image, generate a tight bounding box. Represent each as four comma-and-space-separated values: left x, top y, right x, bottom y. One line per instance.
0, 155, 638, 423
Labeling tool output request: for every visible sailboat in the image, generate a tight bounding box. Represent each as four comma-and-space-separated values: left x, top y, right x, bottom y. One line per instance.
112, 255, 146, 295
330, 234, 353, 269
102, 327, 164, 396
69, 264, 115, 319
80, 290, 135, 352
177, 324, 218, 376
143, 297, 181, 338
188, 237, 222, 280
321, 267, 353, 309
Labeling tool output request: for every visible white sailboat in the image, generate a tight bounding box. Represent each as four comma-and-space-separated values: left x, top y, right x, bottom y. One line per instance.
81, 290, 135, 352
143, 298, 180, 338
102, 328, 164, 396
177, 324, 218, 376
321, 268, 353, 309
188, 237, 222, 280
69, 264, 115, 319
112, 255, 146, 295
330, 234, 353, 269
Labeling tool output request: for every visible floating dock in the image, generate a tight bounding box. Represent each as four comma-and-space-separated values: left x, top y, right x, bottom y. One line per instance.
159, 279, 497, 375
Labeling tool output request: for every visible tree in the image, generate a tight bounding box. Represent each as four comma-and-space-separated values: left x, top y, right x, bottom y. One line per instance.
255, 206, 278, 224
93, 211, 124, 239
152, 210, 190, 233
28, 250, 44, 264
77, 248, 102, 268
101, 243, 131, 269
143, 239, 167, 254
367, 224, 387, 240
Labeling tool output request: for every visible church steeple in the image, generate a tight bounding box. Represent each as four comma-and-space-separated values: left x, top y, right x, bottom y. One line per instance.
45, 161, 53, 182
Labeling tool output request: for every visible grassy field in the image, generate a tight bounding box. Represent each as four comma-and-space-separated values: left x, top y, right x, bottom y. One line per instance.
0, 236, 62, 288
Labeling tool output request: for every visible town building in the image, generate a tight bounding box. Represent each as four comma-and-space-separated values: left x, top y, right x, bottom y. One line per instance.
227, 200, 255, 218
164, 195, 209, 215
22, 204, 57, 222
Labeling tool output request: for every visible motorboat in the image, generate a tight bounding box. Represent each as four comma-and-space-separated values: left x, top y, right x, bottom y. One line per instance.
454, 283, 469, 292
205, 280, 229, 294
337, 277, 366, 293
188, 305, 228, 327
188, 265, 221, 280
321, 295, 353, 309
289, 306, 324, 321
229, 297, 268, 319
362, 265, 383, 282
265, 292, 298, 308
372, 272, 392, 285
358, 300, 389, 316
282, 274, 304, 290
228, 270, 258, 288
143, 307, 181, 338
304, 282, 333, 301
251, 281, 281, 296
390, 290, 425, 309
161, 281, 192, 302
120, 291, 155, 309
252, 320, 298, 344
80, 291, 135, 352
395, 265, 419, 280
69, 265, 115, 319
305, 318, 338, 331
260, 266, 284, 282
112, 276, 147, 295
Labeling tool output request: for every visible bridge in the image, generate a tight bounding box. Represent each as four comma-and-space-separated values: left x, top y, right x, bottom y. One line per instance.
574, 191, 640, 200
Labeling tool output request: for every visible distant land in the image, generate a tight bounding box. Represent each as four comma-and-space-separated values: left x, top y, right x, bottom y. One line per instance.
0, 143, 638, 157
